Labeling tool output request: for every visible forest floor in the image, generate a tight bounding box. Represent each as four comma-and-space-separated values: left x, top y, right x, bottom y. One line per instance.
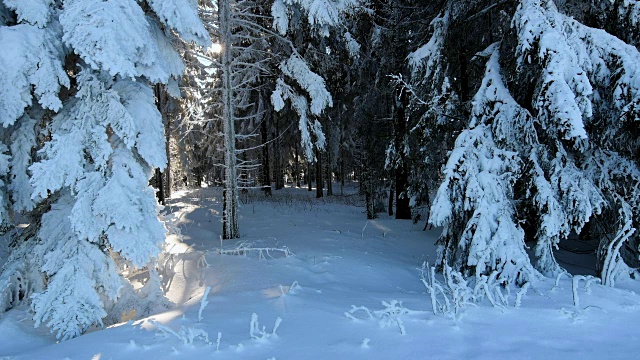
1, 186, 640, 359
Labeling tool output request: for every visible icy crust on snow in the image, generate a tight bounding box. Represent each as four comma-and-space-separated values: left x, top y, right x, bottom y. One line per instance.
0, 23, 68, 127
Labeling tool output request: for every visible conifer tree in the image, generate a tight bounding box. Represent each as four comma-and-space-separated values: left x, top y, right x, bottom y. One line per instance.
0, 0, 209, 339
414, 0, 640, 285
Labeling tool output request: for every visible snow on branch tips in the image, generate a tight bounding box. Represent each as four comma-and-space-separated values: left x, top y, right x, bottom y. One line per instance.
0, 24, 68, 127
408, 12, 448, 76
280, 54, 333, 116
271, 78, 325, 161
146, 0, 211, 47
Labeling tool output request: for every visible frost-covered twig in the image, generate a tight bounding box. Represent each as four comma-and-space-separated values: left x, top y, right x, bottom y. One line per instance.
198, 286, 211, 322
345, 300, 418, 335
420, 263, 475, 318
249, 313, 282, 341
572, 275, 601, 307
151, 320, 211, 345
219, 241, 293, 259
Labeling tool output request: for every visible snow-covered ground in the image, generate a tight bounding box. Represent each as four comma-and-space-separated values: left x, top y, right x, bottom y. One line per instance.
2, 186, 640, 359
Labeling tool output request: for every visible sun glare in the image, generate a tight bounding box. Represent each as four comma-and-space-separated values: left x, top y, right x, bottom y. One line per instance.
209, 43, 222, 54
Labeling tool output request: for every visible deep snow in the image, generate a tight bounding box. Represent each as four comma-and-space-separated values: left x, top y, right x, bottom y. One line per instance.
1, 186, 640, 359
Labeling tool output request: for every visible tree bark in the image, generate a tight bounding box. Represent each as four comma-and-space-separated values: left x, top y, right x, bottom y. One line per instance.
155, 168, 165, 205
220, 0, 239, 239
388, 182, 394, 216
165, 116, 172, 199
260, 113, 272, 196
394, 86, 411, 219
315, 148, 323, 198
325, 124, 333, 196
155, 84, 170, 203
295, 143, 301, 187
307, 161, 313, 191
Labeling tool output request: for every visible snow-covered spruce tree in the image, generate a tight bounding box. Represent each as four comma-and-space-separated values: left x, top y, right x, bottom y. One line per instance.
414, 0, 640, 285
0, 0, 209, 339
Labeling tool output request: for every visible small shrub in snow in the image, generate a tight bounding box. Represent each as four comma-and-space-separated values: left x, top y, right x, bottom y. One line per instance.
420, 263, 475, 318
250, 313, 282, 341
280, 280, 301, 296
220, 242, 293, 259
572, 275, 601, 308
420, 262, 529, 317
345, 300, 418, 335
151, 320, 211, 346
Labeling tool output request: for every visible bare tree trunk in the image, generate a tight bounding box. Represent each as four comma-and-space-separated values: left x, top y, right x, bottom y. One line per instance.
220, 0, 239, 239
155, 168, 165, 205
260, 112, 272, 196
165, 116, 172, 199
394, 86, 411, 220
325, 124, 333, 196
273, 116, 284, 190
295, 143, 301, 187
326, 150, 333, 196
154, 84, 168, 204
307, 161, 313, 191
388, 181, 394, 216
315, 148, 323, 198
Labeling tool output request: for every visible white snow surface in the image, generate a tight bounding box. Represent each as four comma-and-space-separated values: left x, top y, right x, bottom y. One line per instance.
1, 186, 640, 359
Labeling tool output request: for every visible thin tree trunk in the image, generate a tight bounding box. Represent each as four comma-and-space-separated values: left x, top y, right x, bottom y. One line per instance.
388, 182, 394, 216
155, 168, 165, 205
325, 125, 333, 196
154, 84, 169, 204
316, 149, 323, 198
274, 117, 283, 190
307, 161, 313, 191
220, 0, 238, 239
295, 143, 301, 187
394, 86, 411, 220
165, 116, 172, 199
326, 150, 333, 196
260, 112, 272, 196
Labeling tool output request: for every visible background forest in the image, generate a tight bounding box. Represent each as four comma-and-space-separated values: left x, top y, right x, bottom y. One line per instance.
1, 0, 640, 350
